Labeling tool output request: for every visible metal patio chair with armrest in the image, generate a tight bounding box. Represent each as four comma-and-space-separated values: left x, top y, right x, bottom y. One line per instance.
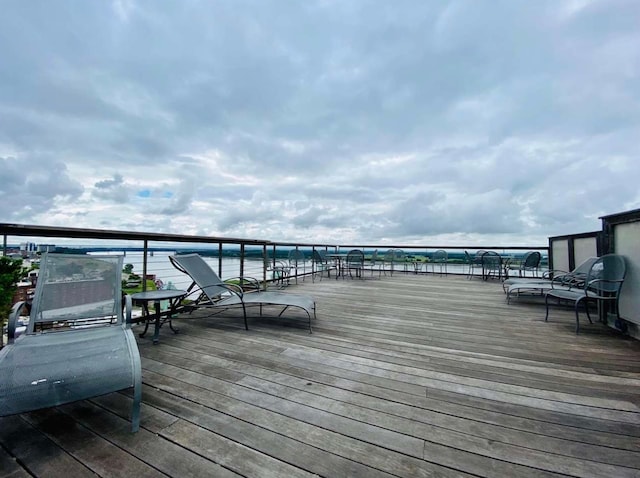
367, 249, 383, 277
481, 251, 502, 280
431, 250, 448, 276
508, 251, 542, 279
312, 249, 335, 282
544, 254, 626, 334
344, 249, 365, 279
288, 249, 307, 283
170, 253, 316, 333
466, 250, 486, 279
0, 253, 142, 432
265, 257, 290, 288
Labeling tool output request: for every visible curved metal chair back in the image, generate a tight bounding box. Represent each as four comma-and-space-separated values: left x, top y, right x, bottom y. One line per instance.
586, 254, 626, 294
432, 250, 448, 276
521, 251, 542, 276
288, 249, 307, 282
345, 249, 365, 279
481, 251, 502, 280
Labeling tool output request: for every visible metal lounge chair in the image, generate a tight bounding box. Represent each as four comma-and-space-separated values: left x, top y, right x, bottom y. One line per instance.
544, 254, 626, 333
0, 253, 142, 432
170, 253, 316, 333
505, 257, 599, 302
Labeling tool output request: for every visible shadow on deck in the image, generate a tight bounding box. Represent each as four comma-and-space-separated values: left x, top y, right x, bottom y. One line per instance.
2, 274, 640, 477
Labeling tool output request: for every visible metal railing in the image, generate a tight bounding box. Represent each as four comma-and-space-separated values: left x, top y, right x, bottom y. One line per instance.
1, 223, 549, 287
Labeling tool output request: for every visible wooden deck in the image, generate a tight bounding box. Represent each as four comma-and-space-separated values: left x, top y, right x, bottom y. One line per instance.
2, 273, 640, 478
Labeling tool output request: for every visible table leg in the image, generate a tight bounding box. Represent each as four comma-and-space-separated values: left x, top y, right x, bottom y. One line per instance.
138, 303, 151, 338
168, 298, 180, 334
152, 301, 161, 345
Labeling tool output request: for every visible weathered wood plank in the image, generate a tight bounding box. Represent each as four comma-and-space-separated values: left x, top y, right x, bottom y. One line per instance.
0, 416, 96, 478
3, 273, 640, 478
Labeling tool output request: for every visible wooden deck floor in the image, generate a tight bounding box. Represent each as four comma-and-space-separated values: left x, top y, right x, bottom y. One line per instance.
2, 273, 640, 478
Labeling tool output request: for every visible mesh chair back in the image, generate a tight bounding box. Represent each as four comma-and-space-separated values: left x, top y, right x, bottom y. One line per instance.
523, 251, 542, 269
29, 254, 123, 333
482, 251, 502, 270
586, 255, 626, 294
346, 249, 365, 266
170, 254, 229, 301
288, 249, 306, 265
433, 250, 447, 262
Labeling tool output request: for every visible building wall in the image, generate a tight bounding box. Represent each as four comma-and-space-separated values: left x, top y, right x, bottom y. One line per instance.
613, 222, 640, 335
551, 240, 569, 272
574, 237, 598, 266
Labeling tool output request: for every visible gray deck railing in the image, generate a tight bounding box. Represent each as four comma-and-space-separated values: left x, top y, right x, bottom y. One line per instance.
2, 223, 549, 287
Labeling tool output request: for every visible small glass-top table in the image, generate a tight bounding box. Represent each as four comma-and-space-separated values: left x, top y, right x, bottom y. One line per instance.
131, 289, 187, 344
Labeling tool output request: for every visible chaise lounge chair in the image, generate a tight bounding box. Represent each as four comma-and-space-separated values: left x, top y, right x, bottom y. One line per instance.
545, 254, 626, 333
170, 253, 316, 333
505, 256, 599, 303
0, 253, 142, 432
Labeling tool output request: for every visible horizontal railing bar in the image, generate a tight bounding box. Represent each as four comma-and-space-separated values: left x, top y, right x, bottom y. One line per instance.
0, 223, 269, 246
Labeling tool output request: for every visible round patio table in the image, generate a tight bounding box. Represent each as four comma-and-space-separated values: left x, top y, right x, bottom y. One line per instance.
131, 289, 186, 344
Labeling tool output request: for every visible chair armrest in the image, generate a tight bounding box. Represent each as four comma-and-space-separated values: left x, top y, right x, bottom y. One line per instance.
584, 278, 625, 298
545, 269, 569, 280
225, 276, 262, 292
199, 282, 245, 298
124, 295, 133, 328
7, 301, 27, 344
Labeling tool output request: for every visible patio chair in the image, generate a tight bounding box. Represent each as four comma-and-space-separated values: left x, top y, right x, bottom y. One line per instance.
288, 249, 307, 283
367, 249, 383, 277
382, 249, 396, 276
481, 251, 502, 280
544, 254, 626, 333
431, 250, 448, 276
265, 258, 290, 288
0, 253, 142, 432
466, 250, 485, 279
344, 249, 365, 279
505, 256, 598, 301
312, 249, 334, 282
170, 254, 316, 333
507, 251, 542, 279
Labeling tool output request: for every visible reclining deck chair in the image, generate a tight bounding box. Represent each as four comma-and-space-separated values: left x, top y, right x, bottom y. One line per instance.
506, 257, 598, 302
545, 254, 626, 333
170, 254, 316, 333
0, 253, 142, 432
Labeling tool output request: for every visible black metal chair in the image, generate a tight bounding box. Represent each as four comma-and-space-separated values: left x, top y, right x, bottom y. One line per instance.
345, 249, 365, 279
481, 251, 502, 281
431, 250, 448, 276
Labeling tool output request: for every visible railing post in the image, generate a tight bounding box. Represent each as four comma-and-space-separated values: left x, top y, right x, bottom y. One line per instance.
262, 244, 268, 290
142, 240, 148, 292
2, 234, 6, 256
239, 243, 245, 281
218, 243, 223, 277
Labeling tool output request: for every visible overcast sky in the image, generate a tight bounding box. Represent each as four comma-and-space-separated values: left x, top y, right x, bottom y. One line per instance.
1, 0, 639, 247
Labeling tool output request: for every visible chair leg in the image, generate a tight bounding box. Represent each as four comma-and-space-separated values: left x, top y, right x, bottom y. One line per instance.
241, 302, 248, 330
544, 294, 551, 322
